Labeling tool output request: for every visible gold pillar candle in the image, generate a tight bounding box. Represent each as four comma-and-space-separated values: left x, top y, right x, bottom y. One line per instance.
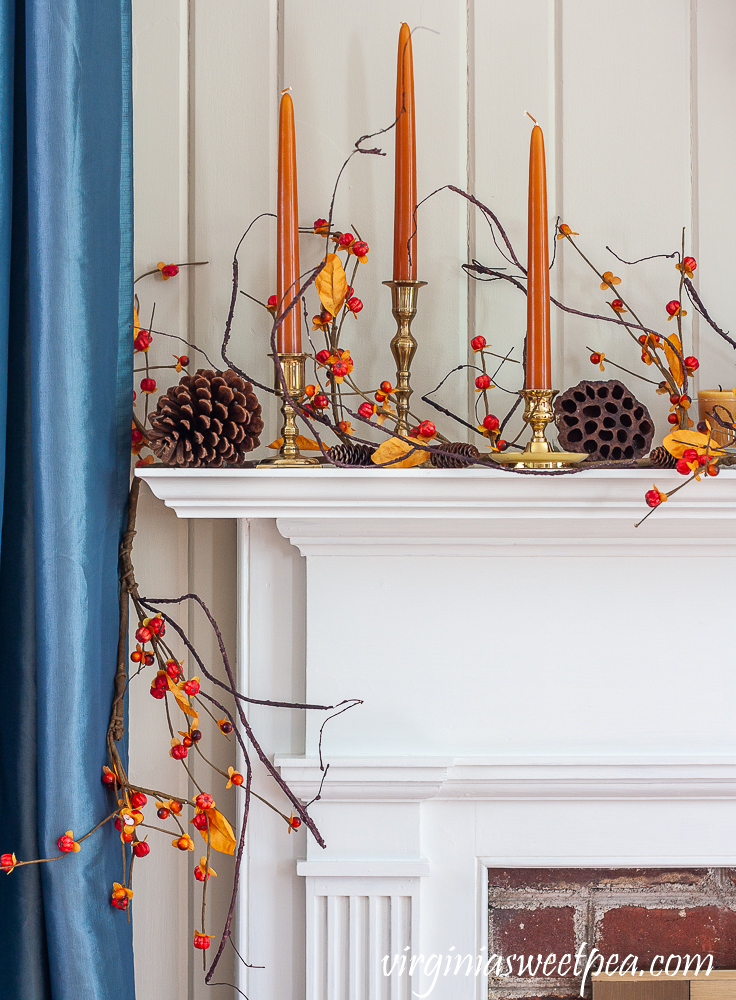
697, 391, 736, 447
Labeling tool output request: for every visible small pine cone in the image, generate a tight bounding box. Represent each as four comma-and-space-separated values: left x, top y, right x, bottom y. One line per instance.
649, 445, 677, 469
430, 441, 480, 469
326, 442, 375, 467
147, 369, 264, 468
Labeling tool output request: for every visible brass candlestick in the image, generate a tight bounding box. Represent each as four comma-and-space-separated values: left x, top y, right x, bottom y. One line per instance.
383, 279, 427, 437
489, 388, 587, 469
258, 353, 321, 468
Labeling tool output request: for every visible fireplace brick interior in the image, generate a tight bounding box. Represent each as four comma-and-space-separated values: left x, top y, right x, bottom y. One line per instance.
488, 869, 736, 998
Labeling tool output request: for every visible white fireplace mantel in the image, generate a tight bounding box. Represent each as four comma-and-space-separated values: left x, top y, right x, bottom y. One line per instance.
138, 466, 736, 1000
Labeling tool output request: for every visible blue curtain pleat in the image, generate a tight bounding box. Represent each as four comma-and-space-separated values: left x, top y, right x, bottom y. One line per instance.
0, 0, 135, 997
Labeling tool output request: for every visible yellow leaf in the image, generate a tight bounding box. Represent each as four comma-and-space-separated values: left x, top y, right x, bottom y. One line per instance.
315, 254, 348, 316
166, 675, 198, 722
371, 435, 430, 469
197, 808, 236, 855
662, 428, 723, 459
662, 332, 684, 387
268, 434, 321, 451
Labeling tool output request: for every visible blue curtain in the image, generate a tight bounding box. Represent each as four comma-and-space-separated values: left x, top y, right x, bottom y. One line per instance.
0, 1, 135, 998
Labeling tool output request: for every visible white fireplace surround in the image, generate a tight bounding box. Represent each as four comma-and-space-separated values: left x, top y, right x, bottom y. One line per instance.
138, 467, 736, 1000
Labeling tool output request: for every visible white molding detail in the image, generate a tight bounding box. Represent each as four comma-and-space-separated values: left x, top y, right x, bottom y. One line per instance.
297, 860, 430, 878
137, 466, 736, 521
276, 755, 736, 802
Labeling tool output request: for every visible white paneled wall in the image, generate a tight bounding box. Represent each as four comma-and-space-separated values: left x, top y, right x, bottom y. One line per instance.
131, 1, 736, 996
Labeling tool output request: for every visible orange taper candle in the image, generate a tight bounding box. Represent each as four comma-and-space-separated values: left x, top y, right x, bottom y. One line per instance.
277, 91, 301, 354
526, 123, 551, 389
393, 22, 417, 281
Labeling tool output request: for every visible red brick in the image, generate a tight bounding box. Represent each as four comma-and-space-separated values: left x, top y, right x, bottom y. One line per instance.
487, 868, 708, 891
597, 906, 736, 967
492, 907, 576, 975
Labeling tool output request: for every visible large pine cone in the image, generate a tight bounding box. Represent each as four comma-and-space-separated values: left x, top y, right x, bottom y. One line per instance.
148, 369, 264, 468
326, 442, 376, 467
430, 441, 480, 468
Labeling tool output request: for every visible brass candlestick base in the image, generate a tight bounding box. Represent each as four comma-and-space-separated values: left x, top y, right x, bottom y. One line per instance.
489, 388, 588, 469
258, 353, 321, 468
383, 279, 427, 437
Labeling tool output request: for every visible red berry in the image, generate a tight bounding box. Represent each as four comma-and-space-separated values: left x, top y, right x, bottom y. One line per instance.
346, 296, 363, 314
496, 439, 508, 452
143, 653, 155, 666
166, 661, 181, 680
358, 402, 375, 420
231, 772, 244, 786
475, 374, 491, 390
194, 933, 211, 950
707, 463, 720, 476
338, 232, 354, 247
666, 300, 680, 316
482, 414, 499, 432
313, 218, 328, 232
682, 448, 698, 462
195, 793, 214, 810
130, 792, 147, 809
134, 330, 152, 352
194, 865, 207, 882
418, 420, 436, 438
290, 816, 301, 830
179, 355, 189, 366
190, 729, 202, 742
697, 421, 708, 433
0, 854, 15, 871
684, 355, 699, 371
645, 489, 662, 508
102, 771, 116, 787
313, 394, 329, 409
157, 807, 170, 820
590, 353, 601, 364
161, 264, 179, 278
131, 428, 143, 446
133, 841, 150, 858
57, 835, 75, 854
218, 719, 234, 735
639, 335, 648, 346
140, 378, 157, 394
114, 818, 122, 831
170, 744, 188, 760
667, 413, 679, 425
192, 813, 209, 830
130, 649, 142, 663
154, 674, 168, 689
698, 454, 708, 466
669, 394, 680, 405
683, 256, 697, 272
315, 349, 331, 364
111, 897, 128, 911
380, 381, 393, 394
611, 299, 624, 310
183, 679, 200, 696
148, 617, 165, 636
266, 295, 278, 311
676, 458, 691, 475
170, 800, 182, 814
470, 335, 486, 352
353, 241, 369, 257
174, 837, 191, 851
374, 391, 386, 403
332, 361, 349, 378
135, 626, 151, 644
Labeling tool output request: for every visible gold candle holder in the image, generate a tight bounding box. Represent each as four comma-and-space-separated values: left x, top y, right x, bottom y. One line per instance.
383, 279, 427, 437
489, 388, 588, 469
258, 353, 321, 468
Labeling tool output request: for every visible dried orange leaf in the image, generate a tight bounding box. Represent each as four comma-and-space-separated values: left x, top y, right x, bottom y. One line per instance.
197, 808, 236, 855
166, 675, 198, 721
268, 434, 321, 451
371, 435, 430, 469
662, 428, 720, 459
315, 254, 348, 316
662, 332, 684, 386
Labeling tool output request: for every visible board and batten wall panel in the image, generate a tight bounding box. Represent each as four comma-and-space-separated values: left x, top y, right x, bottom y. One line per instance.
130, 1, 736, 996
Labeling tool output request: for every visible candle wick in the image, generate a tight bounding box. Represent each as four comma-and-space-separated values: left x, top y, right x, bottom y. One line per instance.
525, 111, 538, 124
281, 87, 292, 95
